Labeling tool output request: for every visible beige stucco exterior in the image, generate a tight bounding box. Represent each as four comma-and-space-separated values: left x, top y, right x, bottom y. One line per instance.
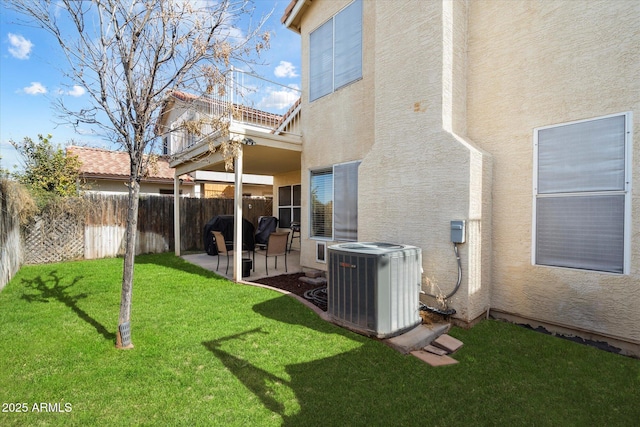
294, 0, 492, 324
466, 0, 640, 347
287, 0, 639, 354
297, 0, 375, 271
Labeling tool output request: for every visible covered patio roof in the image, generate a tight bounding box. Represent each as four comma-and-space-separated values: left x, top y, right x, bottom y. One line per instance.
171, 124, 301, 282
170, 126, 301, 177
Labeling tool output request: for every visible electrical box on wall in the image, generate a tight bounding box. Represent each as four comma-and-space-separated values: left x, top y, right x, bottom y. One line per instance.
451, 220, 466, 243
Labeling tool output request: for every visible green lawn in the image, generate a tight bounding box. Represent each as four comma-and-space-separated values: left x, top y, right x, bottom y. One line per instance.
0, 253, 638, 426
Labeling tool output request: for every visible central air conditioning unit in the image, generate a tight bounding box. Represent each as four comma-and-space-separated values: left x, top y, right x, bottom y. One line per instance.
328, 242, 422, 338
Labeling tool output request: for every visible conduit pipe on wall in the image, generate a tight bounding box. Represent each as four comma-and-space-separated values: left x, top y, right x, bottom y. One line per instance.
421, 242, 462, 315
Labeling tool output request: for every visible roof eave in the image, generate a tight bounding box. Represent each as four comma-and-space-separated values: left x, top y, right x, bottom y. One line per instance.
282, 0, 308, 34
80, 174, 195, 185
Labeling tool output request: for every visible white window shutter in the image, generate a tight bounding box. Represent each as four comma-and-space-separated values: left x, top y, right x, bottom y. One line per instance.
309, 20, 333, 101
536, 195, 625, 273
334, 0, 362, 90
537, 115, 626, 194
334, 162, 360, 241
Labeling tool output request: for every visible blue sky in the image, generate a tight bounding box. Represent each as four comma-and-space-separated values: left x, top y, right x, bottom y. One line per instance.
0, 0, 301, 171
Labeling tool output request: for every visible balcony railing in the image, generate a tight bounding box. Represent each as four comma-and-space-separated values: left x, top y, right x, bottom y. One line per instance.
169, 69, 301, 156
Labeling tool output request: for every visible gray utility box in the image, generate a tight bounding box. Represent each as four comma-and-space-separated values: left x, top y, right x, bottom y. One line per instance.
328, 242, 423, 338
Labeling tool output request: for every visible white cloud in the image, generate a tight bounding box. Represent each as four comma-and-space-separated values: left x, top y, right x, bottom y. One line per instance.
67, 85, 86, 97
257, 87, 300, 111
23, 82, 47, 95
7, 33, 33, 60
274, 61, 298, 78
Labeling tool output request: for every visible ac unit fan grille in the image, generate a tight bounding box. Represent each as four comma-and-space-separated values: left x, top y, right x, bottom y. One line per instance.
328, 243, 422, 338
328, 252, 377, 331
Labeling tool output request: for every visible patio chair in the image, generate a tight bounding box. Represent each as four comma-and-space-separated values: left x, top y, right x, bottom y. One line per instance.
263, 231, 290, 276
212, 231, 231, 274
288, 222, 301, 253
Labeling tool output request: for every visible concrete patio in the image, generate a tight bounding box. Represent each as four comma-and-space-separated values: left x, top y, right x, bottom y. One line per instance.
182, 248, 303, 281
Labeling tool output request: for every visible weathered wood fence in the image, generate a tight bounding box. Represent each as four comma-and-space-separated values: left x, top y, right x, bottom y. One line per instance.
0, 181, 23, 290
84, 194, 272, 259
23, 194, 272, 265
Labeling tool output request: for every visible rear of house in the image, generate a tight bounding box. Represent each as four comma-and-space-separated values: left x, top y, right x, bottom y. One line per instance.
283, 0, 639, 355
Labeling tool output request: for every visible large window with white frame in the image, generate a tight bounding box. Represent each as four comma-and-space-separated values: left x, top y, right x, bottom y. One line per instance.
309, 0, 362, 102
310, 161, 360, 241
532, 112, 632, 274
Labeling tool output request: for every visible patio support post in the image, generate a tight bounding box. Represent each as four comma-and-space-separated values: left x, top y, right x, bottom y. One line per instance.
174, 173, 181, 256
233, 144, 244, 281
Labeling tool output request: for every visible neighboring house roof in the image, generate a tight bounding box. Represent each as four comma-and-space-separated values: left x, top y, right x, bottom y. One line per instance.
67, 146, 193, 184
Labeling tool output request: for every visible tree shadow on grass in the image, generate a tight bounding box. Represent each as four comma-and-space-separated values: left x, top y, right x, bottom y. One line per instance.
201, 324, 431, 426
134, 252, 221, 280
202, 328, 288, 416
20, 271, 115, 341
201, 295, 424, 425
252, 293, 369, 339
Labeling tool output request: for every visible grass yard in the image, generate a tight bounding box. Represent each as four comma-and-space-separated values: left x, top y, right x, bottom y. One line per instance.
0, 253, 638, 426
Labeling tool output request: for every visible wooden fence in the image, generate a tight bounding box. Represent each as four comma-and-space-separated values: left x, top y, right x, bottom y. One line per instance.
24, 194, 272, 264
0, 182, 23, 290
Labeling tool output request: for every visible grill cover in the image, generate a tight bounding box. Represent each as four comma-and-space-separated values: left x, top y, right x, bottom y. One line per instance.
203, 215, 255, 255
255, 216, 279, 246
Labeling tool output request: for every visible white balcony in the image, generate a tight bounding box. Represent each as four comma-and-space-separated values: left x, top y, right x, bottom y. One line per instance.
164, 69, 302, 160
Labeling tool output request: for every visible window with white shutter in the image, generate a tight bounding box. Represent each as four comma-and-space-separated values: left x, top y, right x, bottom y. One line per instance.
533, 112, 632, 274
309, 0, 362, 102
310, 161, 360, 240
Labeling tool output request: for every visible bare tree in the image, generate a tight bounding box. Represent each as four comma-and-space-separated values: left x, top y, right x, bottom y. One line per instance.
6, 0, 270, 348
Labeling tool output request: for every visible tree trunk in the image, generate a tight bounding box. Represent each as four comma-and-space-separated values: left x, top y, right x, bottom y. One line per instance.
116, 177, 140, 349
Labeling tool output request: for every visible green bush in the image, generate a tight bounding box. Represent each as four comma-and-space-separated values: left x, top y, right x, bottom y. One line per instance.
10, 134, 82, 210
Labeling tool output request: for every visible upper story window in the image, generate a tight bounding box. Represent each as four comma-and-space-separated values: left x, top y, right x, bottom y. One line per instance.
532, 112, 632, 274
309, 0, 362, 102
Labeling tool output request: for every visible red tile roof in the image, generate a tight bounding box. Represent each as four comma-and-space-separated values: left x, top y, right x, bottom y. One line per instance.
67, 146, 192, 183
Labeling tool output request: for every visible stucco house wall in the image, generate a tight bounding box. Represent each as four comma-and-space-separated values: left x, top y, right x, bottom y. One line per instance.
287, 0, 639, 351
297, 0, 376, 270
295, 0, 493, 324
358, 0, 493, 324
466, 0, 640, 346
